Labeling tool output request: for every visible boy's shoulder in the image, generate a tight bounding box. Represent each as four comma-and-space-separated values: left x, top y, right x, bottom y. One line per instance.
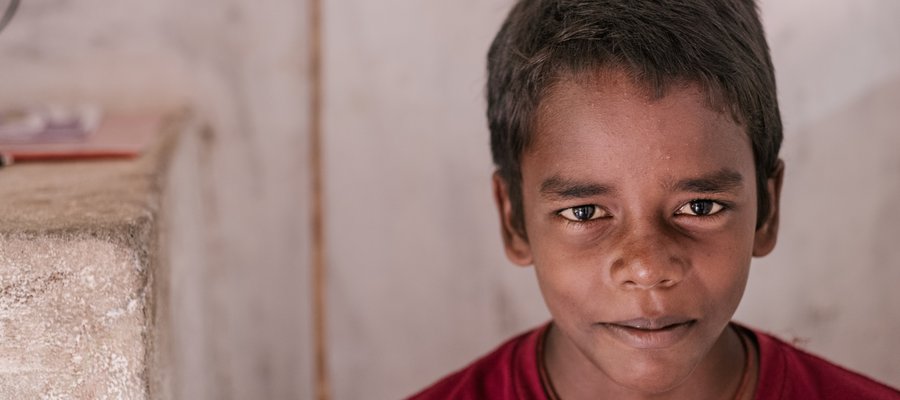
407, 323, 550, 400
408, 322, 900, 400
752, 326, 900, 399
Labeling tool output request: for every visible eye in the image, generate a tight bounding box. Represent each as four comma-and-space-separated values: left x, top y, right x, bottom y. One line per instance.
558, 205, 606, 221
676, 199, 725, 216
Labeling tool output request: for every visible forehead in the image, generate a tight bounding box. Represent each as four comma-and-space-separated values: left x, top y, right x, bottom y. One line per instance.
523, 71, 754, 188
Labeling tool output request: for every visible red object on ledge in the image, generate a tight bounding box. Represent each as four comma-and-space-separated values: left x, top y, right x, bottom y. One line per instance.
0, 114, 161, 163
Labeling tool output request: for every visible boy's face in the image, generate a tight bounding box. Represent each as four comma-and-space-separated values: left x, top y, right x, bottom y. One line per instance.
494, 71, 782, 394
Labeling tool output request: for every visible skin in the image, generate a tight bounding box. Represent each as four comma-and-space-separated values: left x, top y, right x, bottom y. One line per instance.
493, 70, 783, 399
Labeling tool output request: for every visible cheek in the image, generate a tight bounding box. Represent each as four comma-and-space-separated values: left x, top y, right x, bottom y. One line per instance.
691, 231, 755, 315
531, 241, 611, 324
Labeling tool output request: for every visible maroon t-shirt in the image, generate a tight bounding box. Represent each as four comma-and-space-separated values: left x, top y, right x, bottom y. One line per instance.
409, 323, 900, 399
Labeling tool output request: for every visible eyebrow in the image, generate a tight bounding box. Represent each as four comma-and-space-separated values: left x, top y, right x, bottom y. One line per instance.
670, 169, 744, 194
539, 168, 744, 200
540, 176, 615, 200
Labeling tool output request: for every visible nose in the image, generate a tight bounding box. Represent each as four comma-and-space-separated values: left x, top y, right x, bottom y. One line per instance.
610, 223, 687, 290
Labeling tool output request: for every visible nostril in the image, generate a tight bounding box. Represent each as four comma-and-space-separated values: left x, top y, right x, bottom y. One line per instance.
620, 276, 675, 290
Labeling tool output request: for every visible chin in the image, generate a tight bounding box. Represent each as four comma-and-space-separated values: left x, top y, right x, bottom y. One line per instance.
597, 350, 701, 395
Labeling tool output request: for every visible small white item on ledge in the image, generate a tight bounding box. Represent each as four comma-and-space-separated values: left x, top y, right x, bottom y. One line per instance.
0, 104, 102, 143
0, 105, 160, 162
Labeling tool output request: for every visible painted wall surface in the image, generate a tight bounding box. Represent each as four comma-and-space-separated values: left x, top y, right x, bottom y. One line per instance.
736, 0, 900, 386
322, 1, 548, 399
323, 0, 900, 398
0, 1, 314, 399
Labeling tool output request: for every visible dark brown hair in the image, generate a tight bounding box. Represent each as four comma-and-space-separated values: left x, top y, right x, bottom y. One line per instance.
488, 0, 782, 234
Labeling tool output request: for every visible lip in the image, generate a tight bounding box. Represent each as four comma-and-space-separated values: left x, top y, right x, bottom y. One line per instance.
599, 317, 696, 349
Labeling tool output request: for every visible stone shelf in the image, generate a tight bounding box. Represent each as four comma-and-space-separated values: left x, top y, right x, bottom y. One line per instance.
0, 112, 189, 399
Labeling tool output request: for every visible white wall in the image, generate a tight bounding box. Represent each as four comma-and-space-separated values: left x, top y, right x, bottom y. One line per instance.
322, 1, 549, 398
737, 0, 900, 386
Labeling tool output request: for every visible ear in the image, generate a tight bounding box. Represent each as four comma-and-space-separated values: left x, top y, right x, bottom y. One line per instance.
492, 172, 533, 266
753, 159, 785, 257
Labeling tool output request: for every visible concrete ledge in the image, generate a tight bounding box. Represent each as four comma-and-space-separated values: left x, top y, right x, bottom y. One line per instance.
0, 113, 187, 399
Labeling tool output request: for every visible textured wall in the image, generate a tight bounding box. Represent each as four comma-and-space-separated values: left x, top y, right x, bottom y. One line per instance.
0, 1, 314, 399
0, 238, 151, 399
323, 0, 900, 398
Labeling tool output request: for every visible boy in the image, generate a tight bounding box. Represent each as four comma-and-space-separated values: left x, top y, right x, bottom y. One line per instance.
410, 0, 900, 399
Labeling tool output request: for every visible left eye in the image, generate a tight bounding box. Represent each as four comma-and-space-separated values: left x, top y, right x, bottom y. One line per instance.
676, 200, 724, 216
558, 205, 606, 221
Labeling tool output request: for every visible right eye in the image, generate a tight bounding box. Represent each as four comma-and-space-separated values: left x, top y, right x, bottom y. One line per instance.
558, 205, 606, 221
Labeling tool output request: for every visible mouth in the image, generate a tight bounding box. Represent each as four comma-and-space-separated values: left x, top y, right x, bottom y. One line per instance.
599, 317, 697, 349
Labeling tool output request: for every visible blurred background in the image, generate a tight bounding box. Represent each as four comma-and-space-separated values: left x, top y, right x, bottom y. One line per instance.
0, 0, 898, 398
